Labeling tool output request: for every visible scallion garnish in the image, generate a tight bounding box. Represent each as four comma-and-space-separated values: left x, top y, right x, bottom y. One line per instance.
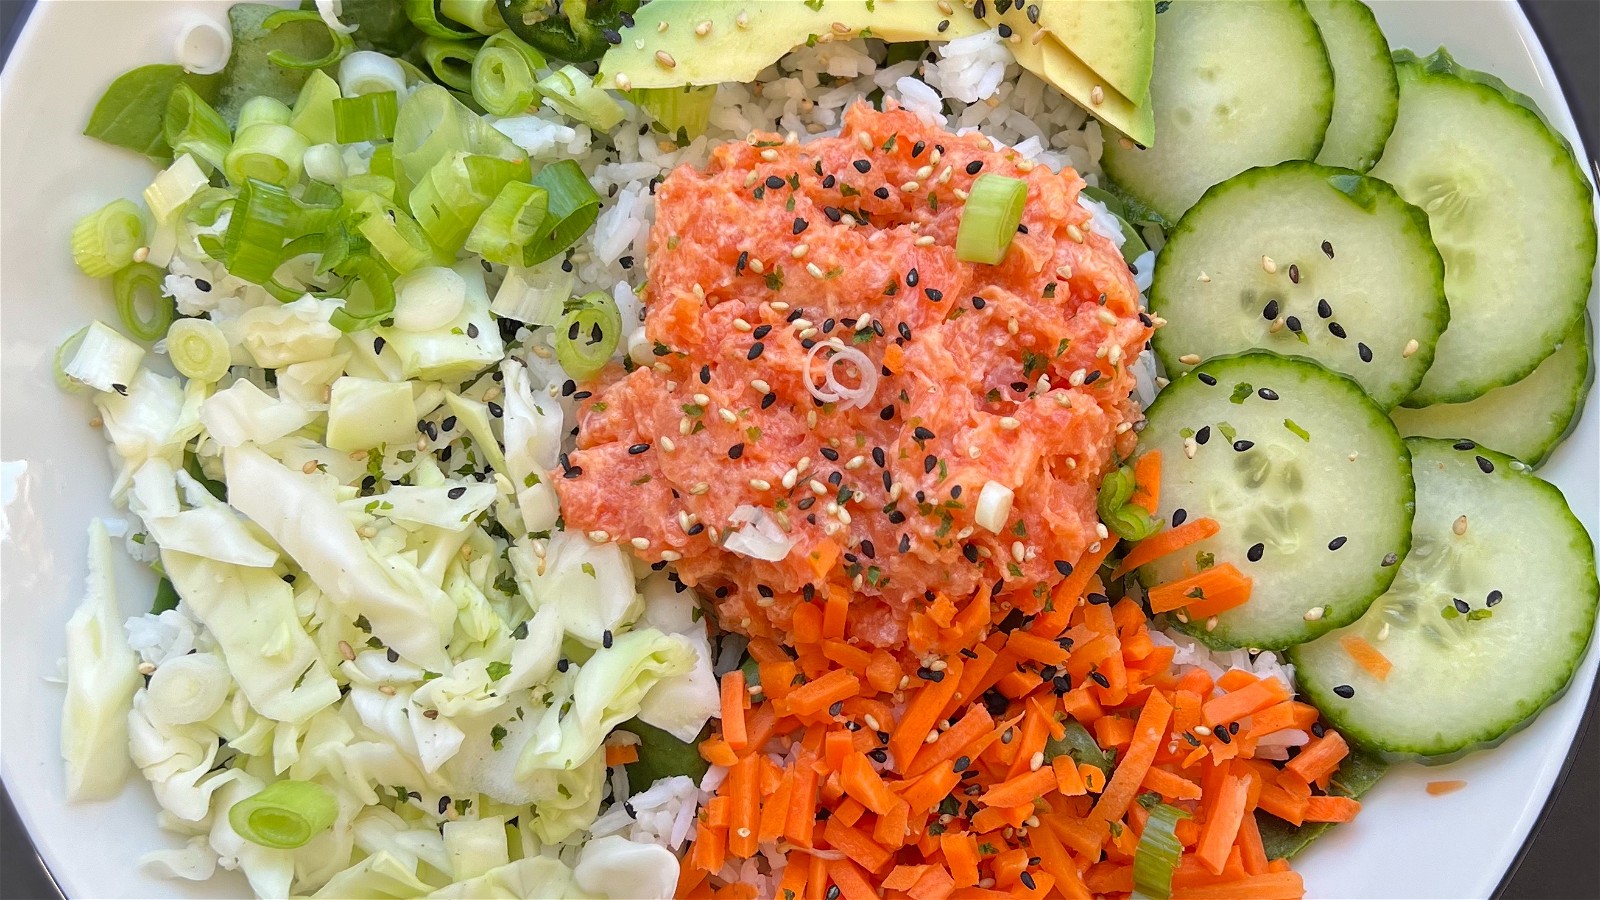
70, 199, 145, 279
1131, 802, 1191, 900
409, 152, 526, 253
162, 83, 231, 173
635, 85, 717, 141
227, 780, 338, 850
165, 318, 231, 383
421, 37, 479, 92
956, 173, 1028, 265
555, 291, 623, 380
402, 0, 479, 40
224, 123, 310, 188
260, 8, 356, 70
220, 178, 298, 283
537, 64, 626, 131
288, 70, 342, 146
471, 30, 545, 117
333, 90, 399, 144
465, 180, 549, 266
523, 159, 601, 265
112, 263, 174, 342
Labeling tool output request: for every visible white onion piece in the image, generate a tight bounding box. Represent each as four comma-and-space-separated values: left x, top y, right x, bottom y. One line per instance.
723, 505, 794, 562
302, 143, 347, 184
315, 0, 359, 34
802, 341, 844, 403
804, 340, 880, 409
974, 480, 1014, 534
144, 652, 230, 725
393, 266, 467, 332
174, 19, 231, 76
340, 50, 406, 96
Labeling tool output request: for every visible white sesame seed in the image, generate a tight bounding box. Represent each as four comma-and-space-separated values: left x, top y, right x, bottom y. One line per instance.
1178, 354, 1202, 366
1268, 317, 1286, 334
1090, 85, 1105, 105
1453, 515, 1469, 536
1000, 416, 1021, 430
1030, 750, 1046, 771
798, 327, 818, 339
1194, 725, 1212, 736
695, 19, 711, 35
1198, 271, 1211, 283
1067, 224, 1084, 243
736, 11, 750, 28
968, 445, 982, 459
748, 257, 765, 274
1096, 523, 1109, 540
810, 479, 828, 495
631, 537, 650, 550
587, 530, 610, 542
689, 482, 709, 495
915, 235, 935, 247
806, 410, 818, 428
845, 455, 866, 470
655, 50, 676, 68
1069, 368, 1088, 386
132, 246, 150, 263
1012, 541, 1026, 563
658, 20, 668, 32
679, 418, 692, 435
660, 436, 676, 452
1007, 317, 1019, 336
1205, 616, 1219, 632
938, 0, 953, 12
732, 318, 751, 332
901, 181, 920, 193
1097, 308, 1118, 326
1261, 255, 1278, 274
1116, 422, 1132, 435
1403, 339, 1420, 358
1348, 451, 1360, 462
749, 478, 771, 491
797, 457, 812, 473
719, 408, 738, 423
1015, 158, 1035, 172
790, 244, 809, 259
692, 392, 711, 406
661, 550, 683, 561
1377, 622, 1391, 641
806, 262, 825, 279
760, 148, 778, 162
953, 188, 969, 200
1303, 607, 1325, 622
858, 131, 874, 151
1109, 345, 1124, 366
1056, 264, 1074, 279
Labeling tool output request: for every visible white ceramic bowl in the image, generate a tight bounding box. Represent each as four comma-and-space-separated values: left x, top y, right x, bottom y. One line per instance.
2, 2, 1596, 898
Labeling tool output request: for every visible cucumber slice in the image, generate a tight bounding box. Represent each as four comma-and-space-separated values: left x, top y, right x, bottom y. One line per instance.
1151, 162, 1448, 409
1391, 316, 1593, 467
1101, 0, 1334, 223
1369, 49, 1597, 406
1290, 439, 1599, 761
1305, 0, 1398, 172
1136, 352, 1413, 650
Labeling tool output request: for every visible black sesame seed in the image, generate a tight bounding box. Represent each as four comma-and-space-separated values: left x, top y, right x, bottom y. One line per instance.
1172, 509, 1188, 526
761, 392, 777, 409
1197, 373, 1218, 386
572, 391, 591, 401
467, 322, 479, 339
853, 159, 871, 173
793, 217, 808, 234
487, 401, 502, 417
1453, 597, 1471, 614
603, 630, 613, 649
447, 486, 466, 500
1453, 439, 1476, 451
1329, 322, 1347, 339
899, 534, 911, 553
822, 174, 836, 189
1476, 455, 1495, 474
748, 342, 764, 360
1215, 726, 1232, 745
753, 324, 772, 339
1054, 560, 1073, 577
1027, 3, 1041, 24
562, 379, 577, 396
441, 415, 458, 432
1020, 872, 1037, 891
997, 22, 1012, 38
765, 175, 785, 190
880, 405, 896, 420
194, 278, 212, 292
1358, 342, 1373, 363
972, 297, 987, 309
925, 287, 944, 302
387, 647, 399, 663
1195, 426, 1211, 445
728, 443, 744, 459
963, 544, 979, 563
1321, 240, 1335, 259
826, 886, 841, 900
1487, 590, 1503, 607
924, 455, 938, 474
1286, 316, 1302, 333
829, 701, 844, 716
1262, 299, 1280, 320
819, 447, 841, 462
1084, 371, 1101, 385
1258, 388, 1279, 401
1247, 543, 1265, 562
374, 336, 387, 354
898, 322, 913, 341
1328, 536, 1348, 551
874, 186, 890, 199
1233, 440, 1254, 452
914, 426, 935, 441
439, 796, 451, 814
556, 658, 569, 672
1333, 684, 1355, 699
1317, 298, 1333, 319
1382, 552, 1399, 567
798, 496, 816, 511
1288, 264, 1300, 284
824, 206, 842, 223
1087, 592, 1109, 606
950, 484, 962, 499
699, 365, 712, 385
965, 160, 984, 176
1091, 671, 1111, 688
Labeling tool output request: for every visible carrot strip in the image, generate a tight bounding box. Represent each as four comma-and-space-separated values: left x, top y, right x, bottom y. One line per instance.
885, 864, 930, 891
1196, 769, 1249, 876
1426, 780, 1467, 796
1148, 563, 1251, 614
727, 754, 761, 858
605, 743, 639, 766
874, 797, 911, 849
1170, 871, 1304, 900
1112, 518, 1219, 578
841, 751, 898, 815
778, 857, 809, 900
786, 763, 819, 848
1091, 690, 1173, 822
1078, 762, 1107, 793
889, 658, 964, 775
823, 585, 850, 640
1028, 816, 1091, 899
1130, 450, 1162, 512
941, 831, 980, 888
792, 602, 824, 644
759, 771, 794, 844
1339, 634, 1393, 681
806, 853, 829, 900
865, 649, 904, 693
1243, 701, 1320, 739
721, 671, 749, 751
1283, 731, 1349, 786
1051, 539, 1120, 608
823, 816, 893, 873
1052, 756, 1087, 796
786, 669, 863, 718
899, 764, 962, 815
1006, 630, 1071, 666
1237, 812, 1270, 876
907, 706, 995, 779
825, 856, 880, 900
908, 865, 956, 900
1142, 766, 1204, 801
982, 767, 1058, 809
1201, 677, 1291, 727
1303, 795, 1360, 823
939, 642, 999, 722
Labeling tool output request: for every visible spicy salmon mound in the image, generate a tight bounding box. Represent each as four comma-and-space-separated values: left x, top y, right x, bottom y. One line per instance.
557, 104, 1150, 648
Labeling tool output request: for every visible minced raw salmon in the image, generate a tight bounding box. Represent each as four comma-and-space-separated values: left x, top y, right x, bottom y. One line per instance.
555, 103, 1150, 648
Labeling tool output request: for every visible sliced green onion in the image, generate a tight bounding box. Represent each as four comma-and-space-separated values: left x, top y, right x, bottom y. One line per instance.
439, 0, 505, 34
1132, 802, 1191, 900
166, 318, 232, 383
329, 255, 398, 332
956, 173, 1028, 265
408, 152, 526, 254
354, 195, 440, 275
302, 143, 348, 184
555, 291, 623, 380
264, 233, 331, 302
523, 159, 600, 265
224, 123, 310, 188
471, 30, 546, 117
465, 180, 548, 266
236, 96, 293, 132
1098, 464, 1161, 541
422, 37, 480, 92
537, 64, 625, 131
342, 174, 398, 205
144, 154, 210, 223
368, 143, 397, 181
53, 326, 91, 394
71, 199, 145, 278
635, 85, 717, 141
222, 179, 298, 283
184, 186, 234, 229
393, 84, 468, 195
228, 780, 338, 850
113, 263, 175, 342
163, 83, 231, 173
62, 320, 145, 393
333, 91, 399, 144
490, 257, 572, 325
261, 8, 356, 70
339, 50, 408, 97
289, 70, 343, 146
402, 0, 478, 39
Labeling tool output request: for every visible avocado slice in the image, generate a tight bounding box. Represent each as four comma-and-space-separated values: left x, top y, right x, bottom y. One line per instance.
1032, 0, 1156, 104
598, 0, 1155, 147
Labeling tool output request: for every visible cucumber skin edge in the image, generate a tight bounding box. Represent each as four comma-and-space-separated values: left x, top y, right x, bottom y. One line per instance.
1287, 439, 1600, 764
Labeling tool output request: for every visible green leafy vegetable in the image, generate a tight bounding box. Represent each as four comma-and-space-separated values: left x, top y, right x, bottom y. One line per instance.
1043, 719, 1116, 771
83, 64, 222, 161
1256, 746, 1388, 860
617, 718, 710, 788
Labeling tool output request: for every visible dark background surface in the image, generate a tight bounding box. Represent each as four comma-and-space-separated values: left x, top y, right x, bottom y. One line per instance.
1, 0, 1596, 897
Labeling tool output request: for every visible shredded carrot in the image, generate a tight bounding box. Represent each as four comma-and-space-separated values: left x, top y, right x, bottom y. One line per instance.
605, 743, 639, 766
721, 670, 749, 751
1171, 871, 1305, 899
1339, 634, 1393, 681
1283, 731, 1349, 786
1426, 779, 1468, 796
1303, 795, 1361, 823
1196, 767, 1250, 875
1142, 766, 1204, 801
1148, 563, 1252, 615
1130, 450, 1162, 512
785, 669, 862, 718
1111, 517, 1220, 577
1091, 690, 1173, 822
1201, 677, 1291, 727
888, 658, 964, 775
981, 767, 1058, 810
